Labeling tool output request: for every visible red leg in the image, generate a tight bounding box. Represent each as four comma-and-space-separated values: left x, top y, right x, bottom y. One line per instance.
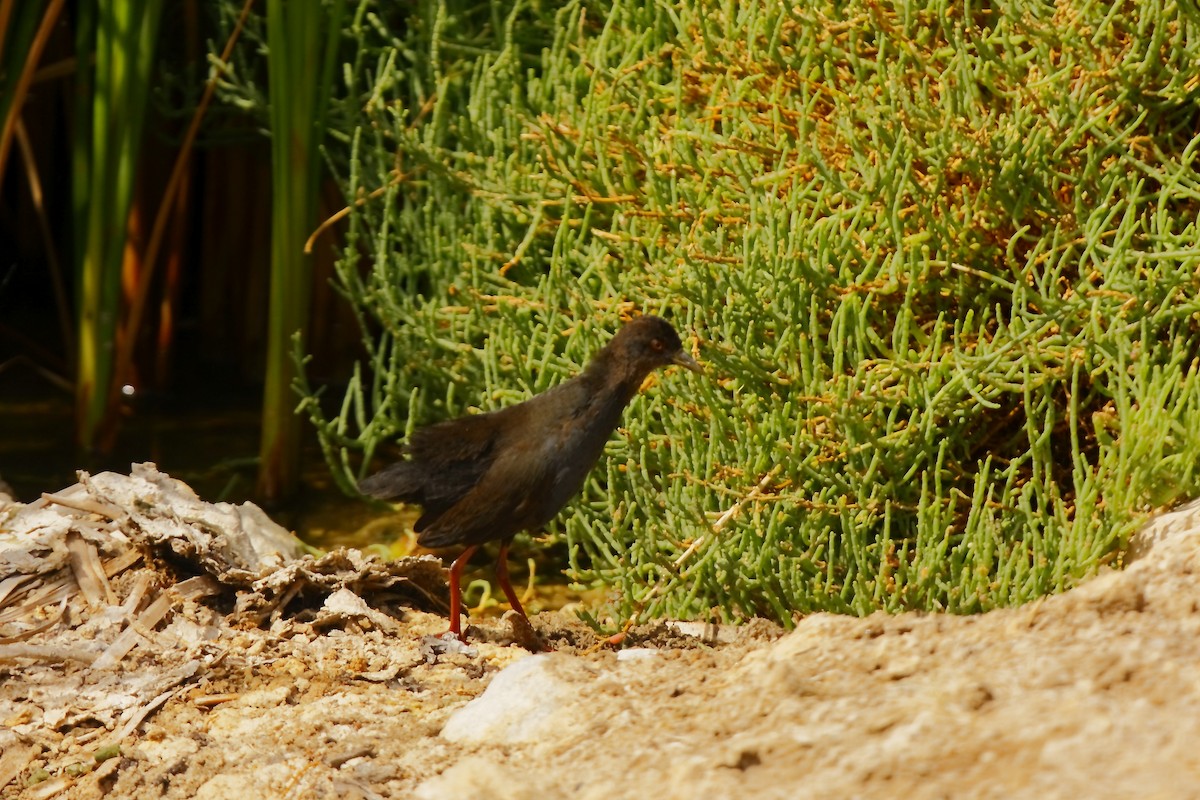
494, 538, 528, 621
446, 545, 479, 638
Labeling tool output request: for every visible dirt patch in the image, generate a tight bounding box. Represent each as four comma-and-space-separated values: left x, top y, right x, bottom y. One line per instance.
3, 469, 1200, 799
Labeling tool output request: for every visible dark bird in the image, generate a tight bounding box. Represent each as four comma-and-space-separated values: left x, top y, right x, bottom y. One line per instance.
359, 315, 701, 640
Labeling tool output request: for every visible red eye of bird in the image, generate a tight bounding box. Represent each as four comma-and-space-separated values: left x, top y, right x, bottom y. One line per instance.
650, 338, 665, 352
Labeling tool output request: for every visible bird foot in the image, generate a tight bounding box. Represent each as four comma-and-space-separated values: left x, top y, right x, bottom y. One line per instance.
502, 610, 543, 651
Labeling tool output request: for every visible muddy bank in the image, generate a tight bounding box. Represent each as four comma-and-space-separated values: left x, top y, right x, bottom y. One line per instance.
2, 466, 1198, 799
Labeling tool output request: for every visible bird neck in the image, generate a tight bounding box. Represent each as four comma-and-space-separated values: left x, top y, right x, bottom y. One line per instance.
579, 345, 647, 404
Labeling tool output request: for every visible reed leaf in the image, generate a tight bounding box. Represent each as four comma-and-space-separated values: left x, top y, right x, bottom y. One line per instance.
257, 0, 347, 503
73, 1, 163, 450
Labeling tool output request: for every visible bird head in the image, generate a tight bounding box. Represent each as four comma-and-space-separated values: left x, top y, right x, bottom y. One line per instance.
609, 315, 702, 377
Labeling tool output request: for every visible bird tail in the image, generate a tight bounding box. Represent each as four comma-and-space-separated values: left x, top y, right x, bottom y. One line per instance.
357, 461, 425, 502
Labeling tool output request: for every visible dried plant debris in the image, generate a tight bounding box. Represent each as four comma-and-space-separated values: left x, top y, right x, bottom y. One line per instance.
0, 462, 446, 623
234, 547, 447, 624
77, 462, 303, 580
0, 463, 455, 795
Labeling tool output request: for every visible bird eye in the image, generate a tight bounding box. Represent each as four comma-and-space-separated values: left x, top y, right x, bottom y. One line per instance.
650, 338, 665, 352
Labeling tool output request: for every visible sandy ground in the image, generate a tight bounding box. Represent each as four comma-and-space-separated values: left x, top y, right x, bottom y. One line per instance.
3, 470, 1200, 799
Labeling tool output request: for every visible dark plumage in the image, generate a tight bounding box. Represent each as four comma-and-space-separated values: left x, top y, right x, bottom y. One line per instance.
359, 315, 700, 639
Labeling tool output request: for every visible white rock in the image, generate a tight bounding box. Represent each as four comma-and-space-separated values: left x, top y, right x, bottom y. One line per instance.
667, 620, 738, 643
1128, 496, 1200, 562
440, 654, 578, 745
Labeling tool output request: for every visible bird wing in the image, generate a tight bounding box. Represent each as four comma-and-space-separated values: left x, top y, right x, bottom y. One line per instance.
406, 408, 516, 464
414, 432, 560, 549
360, 409, 510, 519
379, 409, 511, 529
